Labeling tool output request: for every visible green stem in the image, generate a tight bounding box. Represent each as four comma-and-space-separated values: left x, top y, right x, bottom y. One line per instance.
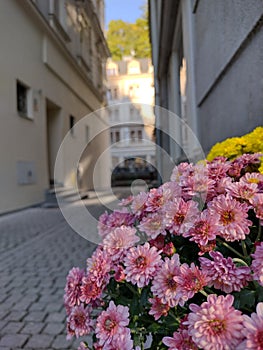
200, 289, 209, 297
256, 222, 262, 242
233, 258, 248, 266
126, 283, 139, 295
241, 240, 248, 257
217, 238, 246, 260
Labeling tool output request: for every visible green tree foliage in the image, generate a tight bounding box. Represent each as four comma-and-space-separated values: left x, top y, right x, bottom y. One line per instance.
106, 15, 151, 60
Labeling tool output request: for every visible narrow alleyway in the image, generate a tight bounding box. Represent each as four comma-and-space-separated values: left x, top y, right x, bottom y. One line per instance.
0, 189, 130, 349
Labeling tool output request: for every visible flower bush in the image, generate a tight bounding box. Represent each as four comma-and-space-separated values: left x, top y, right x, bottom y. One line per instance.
207, 126, 263, 173
64, 153, 263, 350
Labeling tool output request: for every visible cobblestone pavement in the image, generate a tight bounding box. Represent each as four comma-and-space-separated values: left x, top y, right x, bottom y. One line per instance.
0, 189, 130, 350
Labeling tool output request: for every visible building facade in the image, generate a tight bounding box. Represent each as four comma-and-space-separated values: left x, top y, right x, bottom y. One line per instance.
0, 0, 110, 214
149, 0, 263, 181
106, 57, 156, 174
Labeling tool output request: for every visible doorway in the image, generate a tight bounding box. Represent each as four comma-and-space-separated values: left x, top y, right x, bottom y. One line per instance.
46, 99, 61, 187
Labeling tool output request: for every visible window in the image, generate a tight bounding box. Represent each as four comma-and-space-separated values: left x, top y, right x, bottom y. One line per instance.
17, 81, 28, 115
113, 88, 118, 99
138, 130, 142, 141
70, 115, 75, 135
115, 131, 120, 142
130, 130, 136, 142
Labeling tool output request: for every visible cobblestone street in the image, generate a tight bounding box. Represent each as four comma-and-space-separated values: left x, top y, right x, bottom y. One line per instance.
0, 190, 128, 350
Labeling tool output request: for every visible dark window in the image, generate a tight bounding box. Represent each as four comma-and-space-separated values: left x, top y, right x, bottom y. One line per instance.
70, 115, 75, 135
17, 81, 28, 114
138, 130, 142, 140
115, 131, 120, 142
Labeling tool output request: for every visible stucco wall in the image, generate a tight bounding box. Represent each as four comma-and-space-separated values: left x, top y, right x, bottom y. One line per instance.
0, 0, 110, 214
194, 0, 263, 152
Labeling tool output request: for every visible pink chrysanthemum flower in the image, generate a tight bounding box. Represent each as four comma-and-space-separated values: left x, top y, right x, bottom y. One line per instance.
207, 157, 231, 182
124, 242, 161, 288
237, 302, 263, 350
199, 251, 252, 293
87, 247, 112, 287
80, 276, 102, 304
175, 262, 209, 300
251, 242, 263, 286
64, 267, 85, 310
102, 327, 133, 350
163, 329, 198, 350
145, 187, 165, 212
149, 297, 170, 320
250, 193, 263, 221
160, 181, 182, 202
98, 210, 135, 237
240, 172, 263, 190
118, 195, 134, 207
103, 226, 140, 262
226, 181, 258, 202
208, 194, 252, 241
180, 164, 215, 202
186, 294, 244, 350
151, 254, 185, 307
170, 162, 194, 182
131, 192, 148, 217
98, 212, 111, 237
164, 198, 199, 235
95, 301, 129, 346
138, 212, 167, 239
183, 209, 220, 246
67, 304, 93, 339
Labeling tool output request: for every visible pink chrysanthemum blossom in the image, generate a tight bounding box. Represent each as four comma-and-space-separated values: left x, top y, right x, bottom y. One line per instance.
183, 209, 220, 246
98, 210, 135, 237
149, 234, 165, 250
163, 329, 198, 350
103, 226, 140, 262
160, 181, 182, 202
149, 297, 170, 320
98, 212, 112, 237
164, 198, 199, 235
145, 187, 165, 212
250, 193, 263, 221
186, 294, 244, 350
228, 153, 262, 178
102, 327, 133, 350
118, 195, 134, 207
124, 242, 161, 288
199, 251, 252, 293
151, 254, 185, 307
138, 212, 167, 239
131, 192, 148, 217
240, 172, 263, 190
237, 302, 263, 350
80, 276, 103, 304
67, 304, 93, 339
208, 194, 252, 241
251, 242, 263, 286
64, 267, 85, 310
114, 265, 125, 282
95, 301, 130, 346
226, 181, 258, 202
175, 262, 209, 300
207, 157, 231, 182
214, 176, 233, 196
170, 162, 194, 183
180, 164, 216, 202
87, 247, 112, 287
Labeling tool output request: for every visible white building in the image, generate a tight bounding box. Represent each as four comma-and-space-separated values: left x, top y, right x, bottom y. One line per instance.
0, 0, 110, 214
106, 57, 156, 173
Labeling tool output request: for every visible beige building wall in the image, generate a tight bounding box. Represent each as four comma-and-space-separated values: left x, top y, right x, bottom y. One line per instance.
0, 0, 110, 214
